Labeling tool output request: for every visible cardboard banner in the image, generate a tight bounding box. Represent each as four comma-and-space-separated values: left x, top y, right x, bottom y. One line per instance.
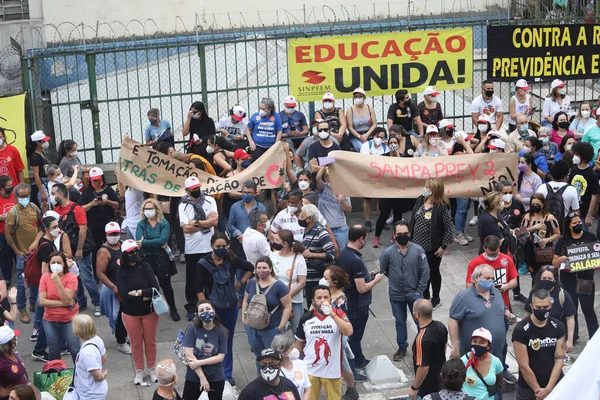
118, 138, 286, 196
487, 24, 600, 81
566, 241, 600, 272
288, 28, 473, 102
0, 94, 28, 179
327, 152, 518, 198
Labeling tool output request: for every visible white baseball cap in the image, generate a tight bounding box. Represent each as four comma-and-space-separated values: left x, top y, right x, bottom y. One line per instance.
283, 96, 297, 107
426, 125, 439, 134
478, 114, 491, 123
455, 130, 474, 141
89, 167, 103, 181
43, 210, 61, 220
0, 326, 19, 344
31, 131, 50, 143
596, 108, 600, 116
121, 239, 138, 253
185, 176, 202, 190
353, 87, 366, 96
515, 79, 530, 90
438, 119, 454, 129
471, 327, 493, 343
423, 86, 440, 96
322, 92, 335, 101
487, 138, 506, 150
232, 105, 245, 122
551, 79, 566, 90
105, 221, 121, 234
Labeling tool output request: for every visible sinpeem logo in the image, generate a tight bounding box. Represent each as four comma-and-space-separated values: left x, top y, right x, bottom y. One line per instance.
302, 70, 326, 84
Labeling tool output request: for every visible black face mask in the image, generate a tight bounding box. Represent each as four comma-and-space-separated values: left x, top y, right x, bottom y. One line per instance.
572, 223, 583, 234
531, 205, 542, 213
538, 280, 555, 291
395, 233, 410, 245
403, 99, 411, 106
471, 344, 488, 358
558, 121, 570, 130
4, 186, 13, 196
533, 309, 549, 321
484, 90, 494, 97
446, 128, 454, 137
298, 218, 309, 228
271, 242, 283, 251
128, 252, 141, 265
189, 189, 201, 199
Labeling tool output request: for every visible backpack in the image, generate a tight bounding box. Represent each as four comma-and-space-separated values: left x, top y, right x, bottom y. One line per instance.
244, 280, 279, 330
58, 203, 95, 255
545, 183, 568, 228
198, 258, 238, 310
24, 240, 54, 287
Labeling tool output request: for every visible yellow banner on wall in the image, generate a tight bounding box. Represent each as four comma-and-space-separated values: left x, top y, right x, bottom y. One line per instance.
288, 28, 473, 102
0, 94, 28, 179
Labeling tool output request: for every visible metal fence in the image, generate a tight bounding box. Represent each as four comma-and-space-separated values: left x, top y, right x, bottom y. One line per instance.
14, 4, 600, 164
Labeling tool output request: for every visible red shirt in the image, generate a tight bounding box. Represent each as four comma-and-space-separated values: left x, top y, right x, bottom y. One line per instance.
39, 272, 79, 322
54, 201, 87, 225
466, 253, 518, 308
0, 145, 24, 185
0, 193, 15, 233
0, 352, 27, 389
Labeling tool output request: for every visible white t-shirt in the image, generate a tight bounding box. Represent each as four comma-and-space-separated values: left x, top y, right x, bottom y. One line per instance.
543, 95, 571, 119
359, 140, 389, 155
271, 208, 327, 242
470, 94, 504, 124
74, 336, 107, 400
123, 187, 144, 236
179, 196, 218, 254
270, 252, 307, 303
281, 359, 311, 397
535, 182, 580, 216
216, 118, 248, 137
242, 227, 272, 266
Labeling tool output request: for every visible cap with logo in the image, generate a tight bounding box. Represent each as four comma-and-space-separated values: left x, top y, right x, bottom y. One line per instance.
438, 119, 454, 129
353, 87, 366, 96
515, 79, 530, 91
0, 325, 20, 344
455, 130, 474, 141
426, 125, 439, 134
185, 176, 202, 190
232, 105, 245, 121
31, 131, 50, 142
105, 221, 121, 234
89, 167, 103, 181
487, 138, 506, 150
121, 239, 138, 253
551, 79, 566, 90
283, 96, 297, 107
478, 114, 491, 123
43, 210, 61, 220
257, 348, 282, 362
322, 92, 335, 102
234, 149, 249, 160
423, 86, 440, 96
471, 327, 493, 343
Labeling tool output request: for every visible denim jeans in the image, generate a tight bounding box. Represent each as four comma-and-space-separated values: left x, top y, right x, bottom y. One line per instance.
346, 306, 369, 365
16, 255, 30, 310
348, 136, 363, 152
0, 233, 14, 285
390, 294, 422, 349
43, 319, 80, 363
34, 294, 48, 353
245, 325, 282, 363
331, 225, 349, 252
290, 302, 304, 333
29, 286, 40, 324
76, 253, 100, 307
215, 305, 238, 380
455, 197, 470, 234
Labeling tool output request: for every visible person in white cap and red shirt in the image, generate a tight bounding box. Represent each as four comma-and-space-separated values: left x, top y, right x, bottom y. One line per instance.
415, 125, 448, 157
508, 79, 534, 132
178, 176, 218, 321
418, 86, 444, 128
279, 95, 309, 149
347, 87, 377, 153
471, 80, 504, 131
0, 325, 28, 392
183, 101, 216, 156
542, 79, 571, 128
26, 130, 51, 209
315, 92, 350, 151
459, 327, 504, 400
216, 105, 248, 146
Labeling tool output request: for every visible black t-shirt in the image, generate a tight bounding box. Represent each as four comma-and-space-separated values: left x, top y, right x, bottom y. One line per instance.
36, 237, 56, 264
417, 101, 443, 127
338, 247, 372, 309
189, 117, 216, 139
512, 316, 565, 389
306, 141, 341, 162
387, 102, 418, 132
29, 152, 48, 178
0, 298, 10, 326
525, 287, 575, 328
500, 198, 526, 230
238, 377, 301, 400
477, 210, 511, 254
554, 232, 598, 280
569, 166, 600, 218
152, 389, 182, 400
412, 320, 448, 397
80, 185, 120, 230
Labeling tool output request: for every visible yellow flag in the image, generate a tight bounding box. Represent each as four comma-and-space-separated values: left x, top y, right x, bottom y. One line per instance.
0, 93, 28, 179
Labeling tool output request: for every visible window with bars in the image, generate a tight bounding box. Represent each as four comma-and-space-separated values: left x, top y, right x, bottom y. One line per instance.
0, 0, 29, 21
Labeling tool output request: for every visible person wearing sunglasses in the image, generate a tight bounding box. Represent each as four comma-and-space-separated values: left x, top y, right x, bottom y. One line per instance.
552, 211, 599, 343
306, 121, 341, 176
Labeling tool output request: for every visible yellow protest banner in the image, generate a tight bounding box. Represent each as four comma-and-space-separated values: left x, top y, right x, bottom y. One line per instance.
288, 28, 473, 102
0, 93, 28, 179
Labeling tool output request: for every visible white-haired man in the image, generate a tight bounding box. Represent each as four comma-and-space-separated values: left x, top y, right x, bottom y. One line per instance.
153, 358, 182, 399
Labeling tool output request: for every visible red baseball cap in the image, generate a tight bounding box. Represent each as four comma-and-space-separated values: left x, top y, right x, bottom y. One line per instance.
234, 149, 249, 160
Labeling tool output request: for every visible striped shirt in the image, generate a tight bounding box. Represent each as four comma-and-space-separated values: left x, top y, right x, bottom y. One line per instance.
412, 320, 448, 395
302, 223, 335, 282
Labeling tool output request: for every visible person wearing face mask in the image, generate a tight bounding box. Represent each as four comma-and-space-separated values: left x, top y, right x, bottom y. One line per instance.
315, 166, 352, 251
347, 87, 378, 152
569, 101, 595, 138
549, 111, 574, 148
182, 300, 228, 399
38, 251, 80, 363
449, 265, 506, 363
242, 210, 271, 267
536, 126, 558, 161
553, 211, 599, 342
314, 92, 350, 151
408, 179, 453, 309
515, 154, 542, 210
471, 80, 504, 131
153, 358, 182, 400
380, 221, 430, 361
136, 199, 179, 322
582, 107, 600, 159
70, 314, 108, 400
307, 121, 341, 176
57, 139, 83, 182
246, 97, 283, 160
196, 233, 253, 385
26, 131, 51, 209
512, 289, 566, 400
183, 101, 216, 154
216, 105, 248, 147
0, 128, 24, 186
569, 142, 600, 230
508, 79, 534, 132
542, 79, 571, 128
387, 89, 424, 137
417, 86, 444, 128
45, 164, 79, 202
554, 134, 576, 163
459, 328, 503, 400
535, 160, 579, 224
415, 125, 449, 157
520, 137, 548, 180
271, 334, 312, 400
227, 179, 266, 259
474, 113, 495, 145
505, 114, 537, 154
0, 176, 15, 288
116, 240, 161, 385
291, 170, 317, 204
96, 222, 130, 354
359, 127, 389, 231
144, 108, 173, 149
279, 96, 309, 149
238, 348, 301, 400
477, 192, 515, 256
223, 149, 252, 227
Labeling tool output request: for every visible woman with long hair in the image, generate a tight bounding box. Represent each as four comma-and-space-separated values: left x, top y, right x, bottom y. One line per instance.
409, 178, 454, 309
553, 211, 599, 342
569, 101, 595, 138
542, 79, 570, 128
554, 134, 576, 163
415, 125, 449, 158
516, 153, 542, 210
136, 198, 179, 321
57, 139, 83, 180
550, 111, 574, 146
26, 131, 50, 209
183, 300, 228, 400
477, 192, 513, 256
269, 229, 306, 332
8, 385, 36, 400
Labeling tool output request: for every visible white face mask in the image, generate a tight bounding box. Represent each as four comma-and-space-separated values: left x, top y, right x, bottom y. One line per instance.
206, 145, 214, 154
502, 193, 513, 203
107, 235, 120, 245
318, 131, 330, 140
319, 277, 329, 287
50, 263, 63, 274
565, 144, 572, 151
320, 304, 332, 315
581, 110, 591, 119
0, 139, 3, 146
258, 109, 268, 117
288, 347, 300, 361
323, 101, 334, 110
287, 206, 298, 215
285, 107, 295, 114
41, 142, 50, 150
429, 96, 438, 102
559, 88, 566, 95
55, 174, 64, 182
49, 228, 60, 238
298, 181, 310, 191
49, 195, 57, 206
478, 124, 488, 133
374, 137, 382, 146
354, 97, 364, 105
260, 365, 280, 383
522, 146, 531, 153
573, 155, 581, 165
70, 150, 78, 158
144, 209, 156, 219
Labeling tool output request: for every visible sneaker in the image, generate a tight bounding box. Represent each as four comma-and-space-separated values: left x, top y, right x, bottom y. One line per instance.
30, 328, 39, 342
172, 249, 180, 258
431, 298, 442, 310
393, 348, 407, 362
454, 233, 469, 246
386, 215, 394, 225
28, 304, 35, 312
503, 369, 518, 384
20, 310, 30, 324
117, 342, 132, 354
179, 253, 185, 263
134, 369, 145, 385
353, 372, 367, 382
514, 293, 528, 303
170, 309, 181, 322
372, 236, 381, 248
463, 231, 474, 242
60, 348, 71, 356
31, 350, 49, 362
186, 313, 194, 321
94, 306, 101, 317
469, 216, 479, 226
365, 221, 372, 233
342, 386, 360, 400
147, 367, 158, 383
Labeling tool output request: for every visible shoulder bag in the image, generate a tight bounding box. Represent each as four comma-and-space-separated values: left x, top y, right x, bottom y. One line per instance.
287, 254, 297, 319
